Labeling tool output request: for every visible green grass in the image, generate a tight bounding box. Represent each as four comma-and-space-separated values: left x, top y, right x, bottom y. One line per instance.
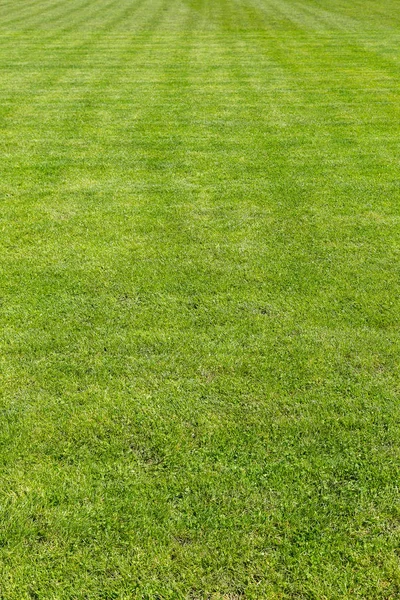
0, 0, 400, 597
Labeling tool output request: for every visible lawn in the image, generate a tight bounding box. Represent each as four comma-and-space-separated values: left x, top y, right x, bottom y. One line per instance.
0, 0, 400, 597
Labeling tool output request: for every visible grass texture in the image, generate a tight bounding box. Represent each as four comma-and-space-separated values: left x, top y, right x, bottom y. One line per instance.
1, 0, 400, 597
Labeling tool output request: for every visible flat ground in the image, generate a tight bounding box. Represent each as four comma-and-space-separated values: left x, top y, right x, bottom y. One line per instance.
0, 0, 400, 597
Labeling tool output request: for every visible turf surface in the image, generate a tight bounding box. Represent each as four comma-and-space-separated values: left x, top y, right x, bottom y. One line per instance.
1, 0, 400, 597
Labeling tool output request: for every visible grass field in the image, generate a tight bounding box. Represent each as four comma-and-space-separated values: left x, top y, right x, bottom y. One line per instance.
1, 0, 400, 597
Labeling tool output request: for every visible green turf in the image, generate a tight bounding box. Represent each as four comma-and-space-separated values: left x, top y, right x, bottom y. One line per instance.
0, 0, 400, 597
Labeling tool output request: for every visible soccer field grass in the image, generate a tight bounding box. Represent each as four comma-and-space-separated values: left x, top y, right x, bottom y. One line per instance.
1, 0, 400, 597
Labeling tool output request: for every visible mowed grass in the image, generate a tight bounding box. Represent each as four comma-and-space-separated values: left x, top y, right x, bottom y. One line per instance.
0, 0, 400, 597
